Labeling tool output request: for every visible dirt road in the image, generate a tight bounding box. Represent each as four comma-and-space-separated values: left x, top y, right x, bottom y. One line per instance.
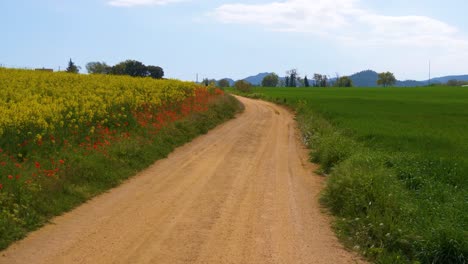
0, 97, 363, 264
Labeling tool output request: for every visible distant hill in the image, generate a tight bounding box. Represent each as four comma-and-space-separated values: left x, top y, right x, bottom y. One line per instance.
218, 71, 468, 87
349, 70, 379, 87
242, 72, 272, 85
216, 72, 273, 86
430, 75, 468, 84
348, 70, 455, 87
396, 80, 428, 87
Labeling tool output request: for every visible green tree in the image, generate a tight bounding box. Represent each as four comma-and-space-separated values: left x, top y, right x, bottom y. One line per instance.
446, 79, 459, 86
110, 63, 126, 75
286, 69, 298, 87
111, 60, 148, 77
446, 79, 468, 86
335, 76, 353, 87
285, 76, 290, 87
66, 59, 80, 73
313, 73, 322, 87
234, 80, 252, 93
147, 65, 164, 79
313, 73, 328, 87
201, 78, 216, 86
304, 75, 310, 87
86, 62, 111, 74
218, 79, 231, 88
377, 72, 397, 87
261, 73, 279, 87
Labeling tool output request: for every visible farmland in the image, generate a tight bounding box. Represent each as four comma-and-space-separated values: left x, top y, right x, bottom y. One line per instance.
0, 68, 242, 249
238, 87, 467, 263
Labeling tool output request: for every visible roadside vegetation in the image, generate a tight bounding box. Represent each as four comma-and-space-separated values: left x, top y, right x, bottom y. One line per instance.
232, 86, 467, 264
0, 68, 243, 249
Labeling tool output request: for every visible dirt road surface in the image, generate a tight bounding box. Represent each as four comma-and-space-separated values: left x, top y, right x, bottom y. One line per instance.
0, 96, 363, 264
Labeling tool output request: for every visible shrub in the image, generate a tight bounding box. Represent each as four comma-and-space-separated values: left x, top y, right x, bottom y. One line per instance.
234, 80, 252, 93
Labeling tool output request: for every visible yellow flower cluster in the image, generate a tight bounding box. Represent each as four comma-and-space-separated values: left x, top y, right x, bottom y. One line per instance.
0, 68, 197, 136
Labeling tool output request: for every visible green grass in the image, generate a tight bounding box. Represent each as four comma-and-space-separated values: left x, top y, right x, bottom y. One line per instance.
0, 94, 243, 250
233, 87, 467, 264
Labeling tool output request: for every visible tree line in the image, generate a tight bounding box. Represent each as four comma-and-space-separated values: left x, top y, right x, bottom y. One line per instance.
257, 70, 396, 88
65, 59, 164, 79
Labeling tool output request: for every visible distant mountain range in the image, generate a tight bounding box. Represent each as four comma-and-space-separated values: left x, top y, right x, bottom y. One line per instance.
349, 70, 468, 87
218, 72, 271, 87
219, 70, 468, 87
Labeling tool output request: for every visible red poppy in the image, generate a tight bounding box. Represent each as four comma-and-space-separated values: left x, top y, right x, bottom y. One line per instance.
8, 175, 13, 179
59, 159, 65, 164
35, 161, 41, 168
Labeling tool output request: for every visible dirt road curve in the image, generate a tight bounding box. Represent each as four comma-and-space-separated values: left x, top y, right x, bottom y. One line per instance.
1, 96, 363, 264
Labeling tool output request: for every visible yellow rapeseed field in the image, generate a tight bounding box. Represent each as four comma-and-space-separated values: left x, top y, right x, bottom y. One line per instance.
0, 68, 197, 137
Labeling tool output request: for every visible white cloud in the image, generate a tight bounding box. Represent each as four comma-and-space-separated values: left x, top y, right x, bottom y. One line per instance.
213, 0, 361, 32
108, 0, 186, 7
212, 0, 468, 49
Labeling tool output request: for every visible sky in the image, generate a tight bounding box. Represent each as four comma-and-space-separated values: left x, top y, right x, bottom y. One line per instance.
1, 0, 467, 81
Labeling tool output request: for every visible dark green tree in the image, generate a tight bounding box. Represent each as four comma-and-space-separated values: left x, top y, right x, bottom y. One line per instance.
110, 63, 126, 75
446, 79, 459, 86
321, 75, 328, 87
66, 59, 80, 73
234, 80, 252, 93
312, 73, 329, 87
287, 69, 298, 87
313, 73, 321, 87
202, 78, 216, 86
147, 65, 164, 79
261, 73, 279, 87
304, 75, 310, 87
218, 79, 231, 88
377, 72, 397, 87
86, 62, 111, 74
285, 76, 290, 87
111, 60, 148, 77
335, 76, 353, 87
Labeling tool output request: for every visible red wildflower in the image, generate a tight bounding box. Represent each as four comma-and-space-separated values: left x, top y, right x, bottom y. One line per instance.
16, 175, 21, 179
59, 159, 65, 164
35, 161, 41, 168
8, 175, 13, 179
0, 161, 6, 166
0, 183, 3, 189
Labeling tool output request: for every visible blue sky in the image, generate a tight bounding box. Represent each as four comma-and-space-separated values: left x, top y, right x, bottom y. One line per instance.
1, 0, 467, 81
